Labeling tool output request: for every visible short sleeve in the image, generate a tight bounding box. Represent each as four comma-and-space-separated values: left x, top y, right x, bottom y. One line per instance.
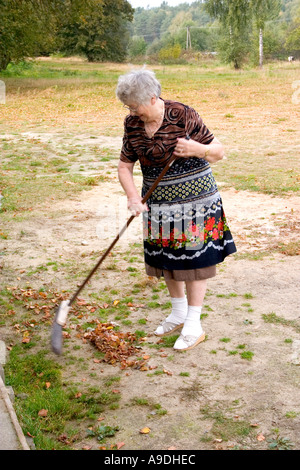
185, 106, 214, 145
120, 118, 139, 164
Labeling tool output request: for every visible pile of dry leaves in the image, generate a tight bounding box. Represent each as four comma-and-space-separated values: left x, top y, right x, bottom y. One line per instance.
5, 286, 152, 370
83, 322, 150, 370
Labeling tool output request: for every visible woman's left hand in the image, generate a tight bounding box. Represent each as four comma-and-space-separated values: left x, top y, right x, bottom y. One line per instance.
173, 137, 224, 163
173, 137, 201, 159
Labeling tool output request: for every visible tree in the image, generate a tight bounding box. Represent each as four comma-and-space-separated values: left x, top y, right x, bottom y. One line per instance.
204, 0, 281, 68
285, 4, 300, 57
0, 0, 60, 71
0, 0, 134, 71
128, 36, 148, 59
205, 0, 253, 68
59, 0, 133, 62
251, 0, 281, 67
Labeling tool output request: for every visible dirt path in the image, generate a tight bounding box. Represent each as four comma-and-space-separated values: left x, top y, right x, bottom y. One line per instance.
1, 133, 299, 451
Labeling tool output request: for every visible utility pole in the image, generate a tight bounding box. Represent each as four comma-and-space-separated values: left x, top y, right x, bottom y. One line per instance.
186, 26, 191, 49
259, 28, 263, 68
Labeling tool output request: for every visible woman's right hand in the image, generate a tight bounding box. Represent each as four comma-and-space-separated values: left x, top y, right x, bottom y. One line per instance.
128, 197, 148, 216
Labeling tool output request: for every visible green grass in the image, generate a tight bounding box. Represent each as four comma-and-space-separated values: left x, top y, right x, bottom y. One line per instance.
4, 344, 123, 449
200, 406, 254, 443
0, 147, 109, 214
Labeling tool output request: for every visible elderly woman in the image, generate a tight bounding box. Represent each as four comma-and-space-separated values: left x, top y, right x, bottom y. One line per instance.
116, 69, 236, 351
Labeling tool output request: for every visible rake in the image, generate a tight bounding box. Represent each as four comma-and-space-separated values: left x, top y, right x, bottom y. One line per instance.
51, 139, 189, 355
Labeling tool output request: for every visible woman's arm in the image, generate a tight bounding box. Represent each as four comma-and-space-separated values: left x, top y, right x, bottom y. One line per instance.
174, 137, 225, 163
118, 160, 148, 216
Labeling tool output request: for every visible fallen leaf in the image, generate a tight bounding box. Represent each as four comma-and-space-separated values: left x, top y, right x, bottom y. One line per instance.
45, 382, 51, 389
117, 442, 125, 450
38, 409, 48, 417
140, 427, 151, 434
257, 433, 265, 441
22, 336, 30, 344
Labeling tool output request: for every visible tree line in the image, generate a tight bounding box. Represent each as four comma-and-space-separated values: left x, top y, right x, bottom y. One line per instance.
0, 0, 133, 71
129, 0, 300, 68
0, 0, 299, 72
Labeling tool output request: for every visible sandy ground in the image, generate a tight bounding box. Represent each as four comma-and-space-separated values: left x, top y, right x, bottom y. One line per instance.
1, 132, 299, 450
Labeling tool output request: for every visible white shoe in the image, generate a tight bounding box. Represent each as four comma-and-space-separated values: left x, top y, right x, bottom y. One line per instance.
173, 332, 206, 351
154, 321, 184, 337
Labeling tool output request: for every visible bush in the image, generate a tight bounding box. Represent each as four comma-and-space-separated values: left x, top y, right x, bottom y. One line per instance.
158, 43, 182, 64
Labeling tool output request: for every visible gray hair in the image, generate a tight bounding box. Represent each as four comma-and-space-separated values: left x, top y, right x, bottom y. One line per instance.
116, 69, 161, 105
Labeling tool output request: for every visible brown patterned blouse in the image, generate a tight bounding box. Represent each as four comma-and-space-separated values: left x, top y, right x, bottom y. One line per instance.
120, 99, 214, 171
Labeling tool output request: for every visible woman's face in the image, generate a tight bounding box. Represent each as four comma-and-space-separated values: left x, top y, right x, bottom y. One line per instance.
124, 97, 156, 122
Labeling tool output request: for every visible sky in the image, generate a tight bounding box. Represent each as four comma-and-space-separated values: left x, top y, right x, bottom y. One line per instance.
128, 0, 194, 9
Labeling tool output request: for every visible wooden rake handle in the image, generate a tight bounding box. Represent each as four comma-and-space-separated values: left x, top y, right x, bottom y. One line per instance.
68, 141, 188, 306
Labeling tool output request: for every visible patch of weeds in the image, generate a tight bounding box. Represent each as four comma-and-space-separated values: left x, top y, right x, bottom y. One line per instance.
180, 379, 204, 400
200, 406, 253, 442
151, 403, 167, 416
132, 397, 149, 406
147, 301, 161, 308
285, 411, 298, 419
162, 300, 172, 310
87, 424, 119, 443
147, 369, 165, 377
244, 293, 254, 299
160, 334, 179, 348
127, 266, 138, 272
240, 350, 254, 361
262, 312, 300, 333
134, 329, 147, 341
130, 397, 167, 417
276, 240, 300, 256
103, 376, 121, 387
220, 337, 231, 343
216, 292, 238, 298
267, 433, 295, 450
203, 304, 214, 312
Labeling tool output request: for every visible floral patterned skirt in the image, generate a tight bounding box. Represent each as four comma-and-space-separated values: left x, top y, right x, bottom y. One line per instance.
142, 158, 237, 273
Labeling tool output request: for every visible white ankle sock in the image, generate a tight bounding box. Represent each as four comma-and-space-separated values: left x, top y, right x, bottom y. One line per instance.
181, 305, 203, 337
165, 296, 188, 325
